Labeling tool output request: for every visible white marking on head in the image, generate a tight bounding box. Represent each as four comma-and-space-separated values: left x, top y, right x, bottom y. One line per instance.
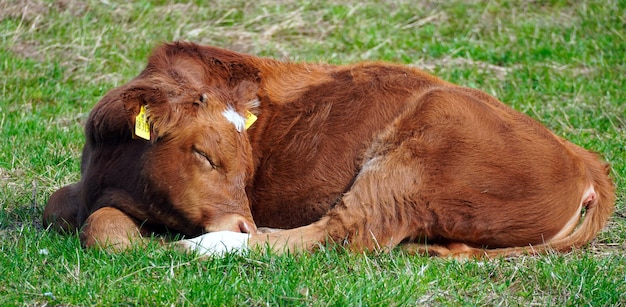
222, 106, 246, 132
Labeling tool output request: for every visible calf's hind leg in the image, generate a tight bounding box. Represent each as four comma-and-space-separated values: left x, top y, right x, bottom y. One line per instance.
80, 207, 147, 251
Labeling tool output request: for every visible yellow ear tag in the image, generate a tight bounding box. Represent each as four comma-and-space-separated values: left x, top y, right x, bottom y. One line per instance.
245, 111, 257, 130
134, 105, 150, 140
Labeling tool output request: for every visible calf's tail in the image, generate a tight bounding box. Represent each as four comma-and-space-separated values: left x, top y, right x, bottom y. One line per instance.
483, 159, 615, 258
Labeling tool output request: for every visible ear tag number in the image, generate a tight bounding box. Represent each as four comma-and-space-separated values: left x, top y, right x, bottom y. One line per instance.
135, 105, 150, 140
245, 111, 257, 130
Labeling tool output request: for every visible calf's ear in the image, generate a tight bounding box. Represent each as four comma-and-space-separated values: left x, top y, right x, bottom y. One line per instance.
87, 83, 157, 143
233, 81, 260, 130
234, 81, 260, 114
120, 84, 167, 141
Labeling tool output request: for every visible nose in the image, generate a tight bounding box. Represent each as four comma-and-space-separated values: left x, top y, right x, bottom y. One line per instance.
237, 218, 256, 234
205, 214, 258, 234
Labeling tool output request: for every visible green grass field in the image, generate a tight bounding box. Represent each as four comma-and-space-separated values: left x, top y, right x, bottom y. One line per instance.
1, 0, 625, 305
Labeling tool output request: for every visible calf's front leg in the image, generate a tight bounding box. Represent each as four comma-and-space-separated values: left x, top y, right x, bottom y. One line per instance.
177, 217, 339, 256
80, 207, 148, 251
43, 183, 81, 233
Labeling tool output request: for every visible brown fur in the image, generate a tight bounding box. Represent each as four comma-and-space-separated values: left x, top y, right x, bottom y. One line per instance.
45, 41, 615, 257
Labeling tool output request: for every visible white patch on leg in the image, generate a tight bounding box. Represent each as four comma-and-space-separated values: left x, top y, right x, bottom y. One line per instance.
180, 231, 249, 256
222, 107, 246, 132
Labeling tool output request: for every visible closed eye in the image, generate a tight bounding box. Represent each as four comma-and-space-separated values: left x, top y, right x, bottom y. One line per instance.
193, 146, 217, 169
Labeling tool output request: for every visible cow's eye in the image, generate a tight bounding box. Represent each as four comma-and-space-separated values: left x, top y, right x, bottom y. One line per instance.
193, 147, 217, 169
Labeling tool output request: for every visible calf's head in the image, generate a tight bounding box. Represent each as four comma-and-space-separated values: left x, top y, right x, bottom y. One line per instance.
116, 77, 259, 235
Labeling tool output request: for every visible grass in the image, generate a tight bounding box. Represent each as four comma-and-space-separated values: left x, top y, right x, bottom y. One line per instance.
1, 0, 625, 305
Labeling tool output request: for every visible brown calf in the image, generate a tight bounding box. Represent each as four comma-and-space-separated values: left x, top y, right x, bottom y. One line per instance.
46, 42, 615, 257
43, 61, 261, 250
